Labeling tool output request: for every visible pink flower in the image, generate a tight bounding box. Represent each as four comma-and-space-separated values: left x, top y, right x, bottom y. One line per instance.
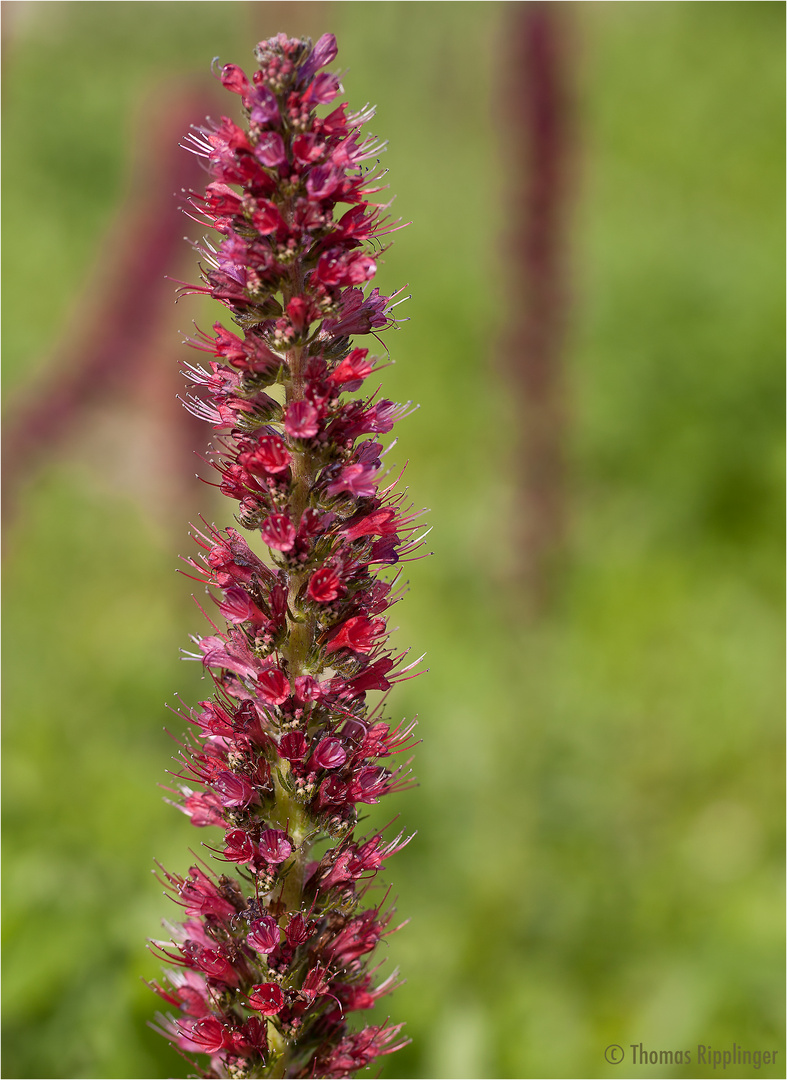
298, 33, 338, 83
284, 400, 320, 439
327, 461, 379, 499
248, 85, 279, 125
214, 770, 257, 808
181, 790, 224, 827
254, 131, 286, 166
247, 916, 280, 954
218, 587, 267, 625
258, 828, 292, 864
183, 1015, 227, 1053
166, 970, 212, 1017
302, 71, 340, 106
310, 737, 347, 770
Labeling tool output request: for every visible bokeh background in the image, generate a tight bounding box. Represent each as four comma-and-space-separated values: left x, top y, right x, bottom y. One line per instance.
2, 3, 784, 1078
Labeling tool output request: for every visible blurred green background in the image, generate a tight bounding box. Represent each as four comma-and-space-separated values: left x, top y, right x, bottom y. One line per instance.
2, 3, 783, 1078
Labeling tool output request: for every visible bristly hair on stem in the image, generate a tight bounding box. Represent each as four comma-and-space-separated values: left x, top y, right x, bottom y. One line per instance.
147, 32, 425, 1080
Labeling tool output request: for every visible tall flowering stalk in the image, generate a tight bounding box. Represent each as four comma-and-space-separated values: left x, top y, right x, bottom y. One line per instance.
149, 33, 425, 1080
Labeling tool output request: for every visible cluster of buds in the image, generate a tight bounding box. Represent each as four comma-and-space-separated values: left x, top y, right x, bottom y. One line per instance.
149, 33, 426, 1079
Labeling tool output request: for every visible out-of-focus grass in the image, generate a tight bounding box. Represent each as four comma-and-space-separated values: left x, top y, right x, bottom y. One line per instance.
3, 3, 783, 1079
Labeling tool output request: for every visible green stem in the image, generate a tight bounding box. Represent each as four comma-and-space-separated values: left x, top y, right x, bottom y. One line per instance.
270, 327, 319, 1077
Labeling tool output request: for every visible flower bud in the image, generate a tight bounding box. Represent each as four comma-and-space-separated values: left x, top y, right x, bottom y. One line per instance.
220, 63, 249, 95
310, 737, 347, 770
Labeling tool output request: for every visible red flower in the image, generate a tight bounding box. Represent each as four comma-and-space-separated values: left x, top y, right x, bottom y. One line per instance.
349, 766, 390, 804
315, 249, 376, 287
178, 867, 238, 919
248, 983, 285, 1015
224, 828, 256, 863
330, 347, 374, 387
327, 909, 384, 964
256, 667, 290, 705
191, 946, 241, 986
279, 732, 308, 761
325, 616, 385, 655
308, 566, 343, 603
285, 912, 315, 947
260, 513, 295, 551
238, 434, 290, 475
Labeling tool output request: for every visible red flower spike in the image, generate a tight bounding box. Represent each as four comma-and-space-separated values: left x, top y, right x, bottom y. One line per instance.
152, 31, 422, 1079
